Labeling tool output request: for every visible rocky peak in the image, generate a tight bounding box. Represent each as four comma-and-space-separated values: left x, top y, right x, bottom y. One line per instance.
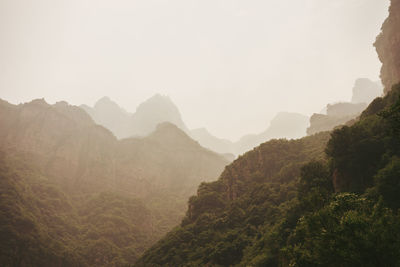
375, 0, 400, 93
148, 122, 199, 148
131, 94, 188, 136
351, 78, 383, 104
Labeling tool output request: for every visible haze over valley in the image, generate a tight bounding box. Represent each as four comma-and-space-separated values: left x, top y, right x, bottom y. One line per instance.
2, 0, 400, 266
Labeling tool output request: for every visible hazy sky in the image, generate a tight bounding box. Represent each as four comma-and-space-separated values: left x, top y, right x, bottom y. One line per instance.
0, 0, 390, 140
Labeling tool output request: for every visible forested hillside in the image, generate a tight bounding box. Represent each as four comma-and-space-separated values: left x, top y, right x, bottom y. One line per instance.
0, 99, 228, 265
136, 1, 400, 261
136, 83, 400, 267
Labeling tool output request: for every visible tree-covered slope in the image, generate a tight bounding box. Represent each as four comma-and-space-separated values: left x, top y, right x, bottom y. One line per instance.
136, 83, 400, 267
0, 99, 229, 266
135, 130, 330, 266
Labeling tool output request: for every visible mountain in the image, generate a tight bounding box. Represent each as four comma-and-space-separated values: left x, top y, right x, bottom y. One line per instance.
191, 112, 309, 156
136, 74, 400, 267
234, 112, 309, 155
190, 128, 235, 155
375, 0, 400, 94
82, 97, 310, 156
351, 78, 383, 104
131, 94, 188, 137
307, 78, 382, 135
81, 94, 188, 139
80, 96, 132, 139
0, 98, 229, 265
136, 3, 400, 264
136, 130, 331, 266
307, 102, 367, 135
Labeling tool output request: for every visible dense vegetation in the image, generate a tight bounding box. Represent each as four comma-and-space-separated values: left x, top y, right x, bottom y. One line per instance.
0, 151, 162, 266
0, 100, 228, 266
136, 84, 400, 266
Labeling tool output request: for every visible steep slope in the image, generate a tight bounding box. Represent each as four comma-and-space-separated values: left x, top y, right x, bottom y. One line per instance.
351, 78, 383, 104
190, 128, 235, 155
375, 0, 400, 94
136, 86, 400, 267
307, 78, 382, 135
136, 3, 400, 261
0, 98, 229, 265
81, 96, 132, 139
136, 131, 330, 266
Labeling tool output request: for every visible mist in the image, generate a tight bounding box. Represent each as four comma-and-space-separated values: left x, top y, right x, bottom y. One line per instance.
3, 0, 400, 266
0, 0, 390, 140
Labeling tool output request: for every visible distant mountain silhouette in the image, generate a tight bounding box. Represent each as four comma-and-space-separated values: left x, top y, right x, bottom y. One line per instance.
190, 128, 235, 155
81, 96, 131, 138
81, 97, 311, 156
81, 94, 187, 139
234, 112, 309, 155
0, 98, 229, 265
308, 78, 383, 135
351, 78, 383, 104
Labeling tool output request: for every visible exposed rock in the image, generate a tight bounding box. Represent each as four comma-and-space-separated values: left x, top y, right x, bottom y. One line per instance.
307, 78, 382, 136
307, 113, 355, 136
351, 78, 383, 104
327, 102, 367, 117
375, 0, 400, 93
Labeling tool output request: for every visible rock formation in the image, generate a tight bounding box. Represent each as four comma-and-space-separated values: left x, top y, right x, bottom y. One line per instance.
375, 0, 400, 93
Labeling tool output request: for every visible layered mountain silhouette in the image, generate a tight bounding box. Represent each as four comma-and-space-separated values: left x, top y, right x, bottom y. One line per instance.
233, 112, 309, 155
81, 94, 188, 139
81, 96, 310, 156
0, 98, 228, 265
307, 78, 383, 135
136, 3, 400, 262
136, 82, 400, 266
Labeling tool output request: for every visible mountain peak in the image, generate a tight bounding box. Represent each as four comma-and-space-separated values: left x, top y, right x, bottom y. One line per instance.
136, 94, 175, 112
132, 94, 188, 136
147, 122, 202, 149
94, 96, 123, 111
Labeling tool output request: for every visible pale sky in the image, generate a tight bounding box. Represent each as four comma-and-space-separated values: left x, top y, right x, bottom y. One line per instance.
0, 0, 390, 140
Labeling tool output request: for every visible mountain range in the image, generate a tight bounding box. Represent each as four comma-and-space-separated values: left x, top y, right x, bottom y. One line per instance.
2, 0, 400, 266
0, 98, 229, 265
307, 78, 383, 135
81, 95, 310, 156
135, 1, 400, 263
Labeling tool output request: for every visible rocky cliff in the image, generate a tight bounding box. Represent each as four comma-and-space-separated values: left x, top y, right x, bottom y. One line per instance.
375, 0, 400, 93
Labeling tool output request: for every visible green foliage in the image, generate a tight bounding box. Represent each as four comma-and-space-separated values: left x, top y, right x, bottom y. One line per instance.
137, 84, 400, 267
135, 132, 331, 266
374, 156, 400, 210
0, 152, 184, 266
298, 161, 333, 211
286, 193, 400, 267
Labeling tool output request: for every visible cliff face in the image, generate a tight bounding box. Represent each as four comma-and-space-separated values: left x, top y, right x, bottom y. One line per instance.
351, 78, 383, 104
375, 0, 400, 93
307, 78, 382, 136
